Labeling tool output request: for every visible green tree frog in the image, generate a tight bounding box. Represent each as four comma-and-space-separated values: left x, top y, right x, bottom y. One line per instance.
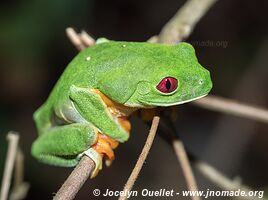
31, 39, 212, 177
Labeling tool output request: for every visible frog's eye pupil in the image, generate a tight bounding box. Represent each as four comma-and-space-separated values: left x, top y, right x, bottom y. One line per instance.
166, 79, 171, 90
156, 76, 178, 93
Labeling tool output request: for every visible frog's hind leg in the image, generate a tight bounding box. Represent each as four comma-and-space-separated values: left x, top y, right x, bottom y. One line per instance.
31, 123, 102, 176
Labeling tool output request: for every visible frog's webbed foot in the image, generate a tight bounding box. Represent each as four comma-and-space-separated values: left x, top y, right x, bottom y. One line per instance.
92, 133, 119, 167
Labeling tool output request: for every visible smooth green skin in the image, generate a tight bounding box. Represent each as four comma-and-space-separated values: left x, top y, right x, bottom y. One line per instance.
31, 39, 212, 172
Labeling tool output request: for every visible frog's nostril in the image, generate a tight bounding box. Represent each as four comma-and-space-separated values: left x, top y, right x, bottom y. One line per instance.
198, 79, 204, 85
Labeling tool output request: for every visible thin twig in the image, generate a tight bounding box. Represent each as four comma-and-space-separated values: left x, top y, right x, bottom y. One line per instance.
172, 139, 200, 200
158, 0, 218, 43
193, 95, 268, 124
66, 28, 87, 50
53, 156, 95, 200
9, 147, 30, 200
0, 132, 19, 200
147, 35, 159, 43
80, 30, 95, 47
66, 28, 95, 51
14, 148, 24, 188
195, 161, 268, 200
118, 116, 160, 200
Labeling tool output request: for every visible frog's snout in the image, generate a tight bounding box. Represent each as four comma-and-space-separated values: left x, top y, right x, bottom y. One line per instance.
194, 69, 213, 96
201, 70, 213, 94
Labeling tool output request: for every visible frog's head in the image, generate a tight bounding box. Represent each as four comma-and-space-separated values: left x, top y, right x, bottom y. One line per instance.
97, 41, 212, 108
124, 42, 212, 107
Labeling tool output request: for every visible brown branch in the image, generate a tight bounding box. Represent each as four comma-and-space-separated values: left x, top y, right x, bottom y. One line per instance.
53, 156, 95, 200
193, 95, 268, 124
158, 0, 218, 43
172, 139, 201, 200
0, 132, 19, 200
118, 116, 160, 200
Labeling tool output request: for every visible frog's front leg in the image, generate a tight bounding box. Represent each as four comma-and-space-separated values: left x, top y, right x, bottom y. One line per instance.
69, 85, 130, 166
69, 85, 129, 142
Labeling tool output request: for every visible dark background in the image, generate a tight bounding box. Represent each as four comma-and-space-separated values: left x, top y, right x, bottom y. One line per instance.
0, 0, 268, 199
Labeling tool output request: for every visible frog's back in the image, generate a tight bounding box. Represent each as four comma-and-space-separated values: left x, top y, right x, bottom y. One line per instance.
39, 40, 179, 104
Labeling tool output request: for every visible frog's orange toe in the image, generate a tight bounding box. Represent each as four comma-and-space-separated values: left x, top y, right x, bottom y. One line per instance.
92, 133, 118, 164
100, 134, 119, 149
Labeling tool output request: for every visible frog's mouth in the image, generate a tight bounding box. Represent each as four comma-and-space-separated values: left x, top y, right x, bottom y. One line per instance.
138, 93, 208, 107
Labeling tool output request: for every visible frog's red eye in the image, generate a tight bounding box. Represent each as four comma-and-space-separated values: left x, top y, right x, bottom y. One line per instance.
156, 77, 178, 93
